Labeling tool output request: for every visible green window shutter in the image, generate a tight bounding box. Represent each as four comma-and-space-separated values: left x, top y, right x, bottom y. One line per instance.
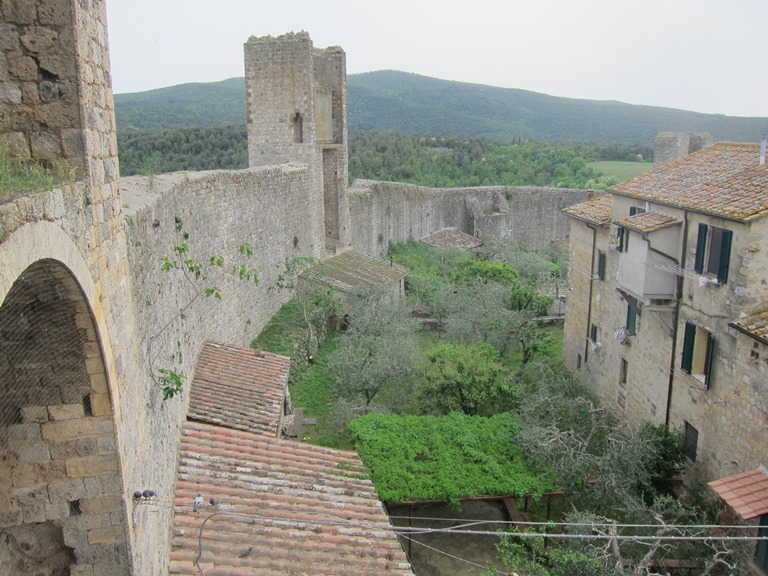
626, 298, 637, 334
629, 206, 638, 216
681, 322, 696, 374
694, 223, 708, 273
597, 251, 606, 280
704, 333, 715, 389
717, 229, 732, 284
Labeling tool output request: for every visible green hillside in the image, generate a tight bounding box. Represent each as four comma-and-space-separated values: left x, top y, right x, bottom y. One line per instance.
114, 72, 768, 146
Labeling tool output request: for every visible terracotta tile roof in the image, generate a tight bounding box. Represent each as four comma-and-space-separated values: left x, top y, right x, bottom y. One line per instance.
562, 194, 613, 226
170, 421, 414, 575
611, 142, 768, 221
730, 302, 768, 345
187, 342, 289, 437
709, 466, 768, 520
301, 250, 408, 293
614, 211, 681, 233
421, 228, 483, 250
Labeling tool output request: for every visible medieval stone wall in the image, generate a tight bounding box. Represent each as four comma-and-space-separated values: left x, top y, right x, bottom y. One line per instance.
349, 180, 591, 256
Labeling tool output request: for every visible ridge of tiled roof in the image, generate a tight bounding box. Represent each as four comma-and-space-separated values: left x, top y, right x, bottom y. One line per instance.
610, 142, 768, 221
709, 466, 768, 520
301, 250, 408, 292
170, 421, 414, 575
421, 228, 483, 250
562, 194, 613, 226
187, 342, 289, 437
730, 302, 768, 345
614, 211, 681, 233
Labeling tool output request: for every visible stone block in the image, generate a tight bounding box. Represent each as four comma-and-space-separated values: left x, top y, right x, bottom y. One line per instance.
20, 405, 49, 424
48, 477, 86, 502
80, 494, 122, 515
2, 422, 42, 445
0, 81, 22, 104
69, 563, 95, 576
66, 453, 118, 478
1, 0, 36, 24
74, 541, 124, 564
62, 525, 88, 549
12, 460, 65, 487
0, 132, 30, 158
49, 403, 85, 420
84, 355, 105, 375
34, 99, 79, 128
41, 416, 113, 443
22, 503, 46, 523
36, 0, 72, 26
45, 500, 71, 520
17, 443, 51, 464
87, 525, 126, 545
7, 52, 37, 81
69, 512, 111, 532
0, 509, 23, 527
89, 393, 111, 417
0, 23, 19, 50
20, 26, 59, 54
92, 556, 130, 576
30, 131, 62, 160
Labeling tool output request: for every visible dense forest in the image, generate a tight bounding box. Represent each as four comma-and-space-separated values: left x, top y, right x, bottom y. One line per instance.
116, 126, 652, 189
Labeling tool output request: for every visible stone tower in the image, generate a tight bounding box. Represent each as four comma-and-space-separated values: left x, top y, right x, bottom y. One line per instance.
244, 32, 350, 254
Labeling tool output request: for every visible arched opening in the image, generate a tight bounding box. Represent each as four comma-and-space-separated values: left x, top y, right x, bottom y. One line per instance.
0, 260, 129, 575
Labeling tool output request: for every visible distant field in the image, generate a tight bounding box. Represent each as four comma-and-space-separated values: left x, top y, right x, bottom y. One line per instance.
589, 161, 654, 181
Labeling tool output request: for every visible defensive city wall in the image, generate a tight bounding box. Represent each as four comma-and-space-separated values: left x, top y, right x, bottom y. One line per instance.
0, 5, 590, 573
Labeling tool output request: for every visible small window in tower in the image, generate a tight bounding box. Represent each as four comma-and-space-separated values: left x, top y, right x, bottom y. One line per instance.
293, 112, 303, 143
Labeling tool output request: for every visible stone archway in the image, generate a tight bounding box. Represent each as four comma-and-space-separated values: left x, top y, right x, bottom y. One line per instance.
0, 259, 130, 575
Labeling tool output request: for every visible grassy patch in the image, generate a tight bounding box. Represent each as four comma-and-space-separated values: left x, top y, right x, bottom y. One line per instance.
252, 299, 347, 448
0, 149, 74, 204
588, 160, 653, 182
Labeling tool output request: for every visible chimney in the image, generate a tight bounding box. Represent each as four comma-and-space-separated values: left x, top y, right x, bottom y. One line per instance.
761, 135, 766, 166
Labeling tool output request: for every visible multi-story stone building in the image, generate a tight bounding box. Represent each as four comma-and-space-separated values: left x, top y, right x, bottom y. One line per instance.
563, 138, 768, 570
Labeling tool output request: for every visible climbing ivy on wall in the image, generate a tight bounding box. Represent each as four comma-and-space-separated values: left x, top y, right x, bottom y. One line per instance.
348, 412, 553, 504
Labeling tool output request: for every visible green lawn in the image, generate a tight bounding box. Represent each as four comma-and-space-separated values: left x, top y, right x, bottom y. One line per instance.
588, 160, 653, 182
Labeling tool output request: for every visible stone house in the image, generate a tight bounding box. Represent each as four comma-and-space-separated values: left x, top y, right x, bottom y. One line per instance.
563, 140, 768, 571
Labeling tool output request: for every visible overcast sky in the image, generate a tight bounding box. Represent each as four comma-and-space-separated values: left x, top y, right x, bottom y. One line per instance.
105, 0, 767, 118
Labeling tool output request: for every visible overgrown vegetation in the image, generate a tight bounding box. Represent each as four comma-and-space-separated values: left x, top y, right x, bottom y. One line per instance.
348, 412, 553, 504
0, 148, 75, 204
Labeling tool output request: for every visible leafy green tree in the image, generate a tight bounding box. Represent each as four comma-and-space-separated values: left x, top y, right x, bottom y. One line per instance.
329, 287, 419, 414
417, 341, 510, 415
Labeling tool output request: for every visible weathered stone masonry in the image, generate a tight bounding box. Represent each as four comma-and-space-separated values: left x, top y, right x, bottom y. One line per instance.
1, 10, 587, 574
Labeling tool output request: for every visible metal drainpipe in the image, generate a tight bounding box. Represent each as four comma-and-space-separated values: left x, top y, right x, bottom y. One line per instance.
584, 223, 598, 362
665, 212, 688, 427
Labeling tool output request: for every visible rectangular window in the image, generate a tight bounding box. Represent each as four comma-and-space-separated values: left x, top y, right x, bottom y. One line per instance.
693, 223, 732, 283
619, 358, 628, 388
596, 250, 606, 280
590, 324, 599, 343
616, 226, 628, 252
576, 354, 582, 370
681, 321, 715, 388
626, 296, 638, 334
683, 421, 699, 463
629, 206, 646, 216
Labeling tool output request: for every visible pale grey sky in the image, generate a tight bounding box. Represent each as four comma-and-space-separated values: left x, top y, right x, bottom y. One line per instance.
106, 0, 767, 117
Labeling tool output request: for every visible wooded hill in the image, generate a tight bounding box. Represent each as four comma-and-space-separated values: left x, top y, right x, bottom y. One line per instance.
114, 71, 768, 145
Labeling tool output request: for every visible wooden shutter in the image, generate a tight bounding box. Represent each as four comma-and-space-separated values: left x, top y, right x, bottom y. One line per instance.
597, 251, 606, 280
694, 223, 708, 273
626, 298, 637, 334
703, 332, 715, 389
681, 322, 696, 374
717, 229, 732, 284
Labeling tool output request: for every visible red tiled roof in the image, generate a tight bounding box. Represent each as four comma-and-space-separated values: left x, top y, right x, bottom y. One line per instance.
188, 342, 289, 437
170, 421, 414, 575
421, 228, 483, 250
611, 142, 768, 221
562, 194, 613, 226
614, 211, 681, 233
730, 302, 768, 345
709, 466, 768, 520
